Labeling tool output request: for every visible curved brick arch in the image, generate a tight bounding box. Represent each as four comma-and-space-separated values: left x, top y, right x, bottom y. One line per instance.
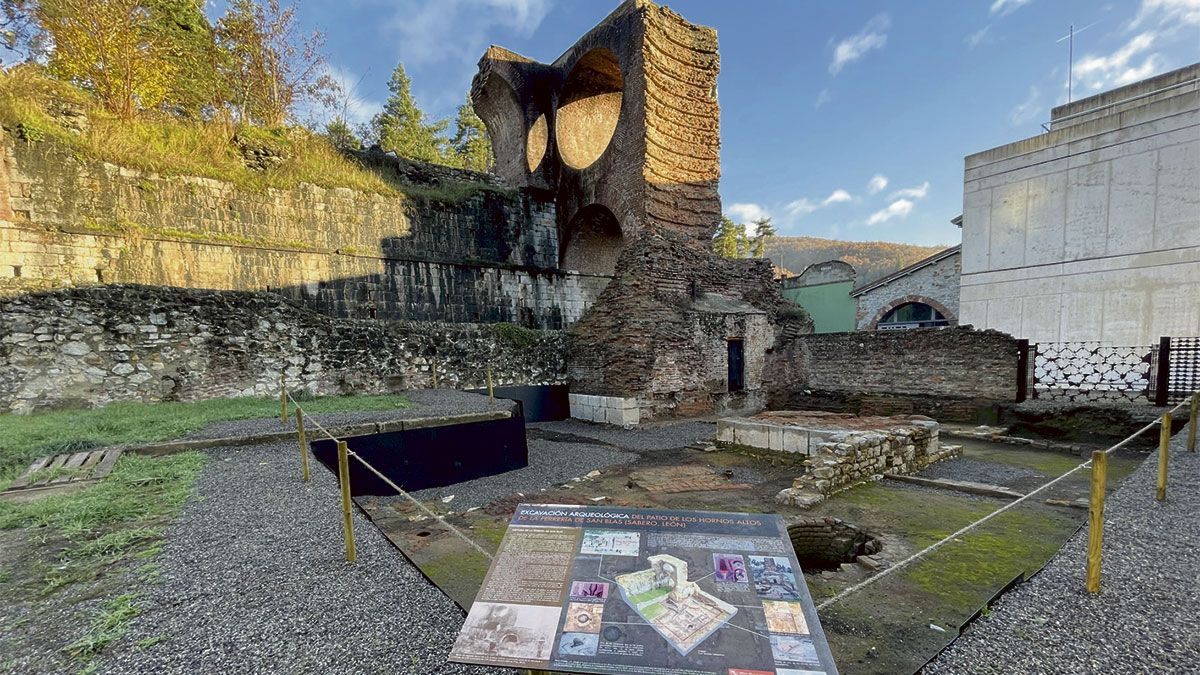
867, 295, 956, 330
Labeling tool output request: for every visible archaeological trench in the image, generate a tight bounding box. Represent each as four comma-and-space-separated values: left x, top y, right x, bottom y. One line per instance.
0, 1, 1167, 673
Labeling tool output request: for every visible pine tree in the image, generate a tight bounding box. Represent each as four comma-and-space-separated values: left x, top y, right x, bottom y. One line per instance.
735, 221, 750, 258
324, 117, 360, 151
713, 215, 740, 258
145, 0, 223, 117
370, 61, 447, 164
751, 216, 776, 258
449, 99, 491, 172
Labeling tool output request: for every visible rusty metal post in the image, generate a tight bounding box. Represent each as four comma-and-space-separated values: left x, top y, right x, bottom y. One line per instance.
296, 410, 310, 483
280, 375, 288, 423
1156, 412, 1171, 501
1086, 450, 1107, 593
486, 366, 494, 402
337, 440, 357, 562
1188, 393, 1198, 453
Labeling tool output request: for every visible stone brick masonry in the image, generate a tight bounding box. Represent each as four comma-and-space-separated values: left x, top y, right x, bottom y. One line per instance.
0, 285, 565, 413
0, 136, 609, 329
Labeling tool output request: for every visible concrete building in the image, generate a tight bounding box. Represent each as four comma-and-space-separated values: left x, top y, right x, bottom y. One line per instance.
959, 64, 1200, 345
780, 260, 857, 333
852, 246, 961, 330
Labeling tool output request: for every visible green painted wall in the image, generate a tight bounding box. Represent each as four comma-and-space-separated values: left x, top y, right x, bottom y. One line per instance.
782, 281, 856, 333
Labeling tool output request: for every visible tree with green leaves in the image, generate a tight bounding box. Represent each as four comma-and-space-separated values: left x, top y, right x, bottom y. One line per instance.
324, 117, 360, 151
751, 216, 775, 258
370, 61, 447, 163
448, 98, 490, 172
713, 215, 740, 258
146, 0, 224, 117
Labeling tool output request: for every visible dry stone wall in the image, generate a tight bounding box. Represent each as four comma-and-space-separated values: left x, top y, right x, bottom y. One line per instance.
0, 137, 609, 329
0, 285, 565, 413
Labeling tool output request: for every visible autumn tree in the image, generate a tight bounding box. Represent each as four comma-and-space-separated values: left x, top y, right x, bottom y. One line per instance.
448, 98, 490, 172
144, 0, 223, 117
751, 216, 775, 258
35, 0, 175, 119
215, 0, 336, 126
713, 215, 740, 258
370, 61, 447, 163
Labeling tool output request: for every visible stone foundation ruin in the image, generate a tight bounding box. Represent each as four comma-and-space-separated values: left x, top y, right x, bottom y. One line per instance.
716, 411, 961, 508
788, 517, 883, 570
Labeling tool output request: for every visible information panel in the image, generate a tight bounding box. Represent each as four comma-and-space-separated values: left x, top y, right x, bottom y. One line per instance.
450, 504, 839, 675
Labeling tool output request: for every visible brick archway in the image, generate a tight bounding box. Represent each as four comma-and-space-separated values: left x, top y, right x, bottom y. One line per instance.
868, 295, 956, 330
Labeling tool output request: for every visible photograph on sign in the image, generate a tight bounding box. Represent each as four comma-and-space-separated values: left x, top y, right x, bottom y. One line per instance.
449, 504, 839, 674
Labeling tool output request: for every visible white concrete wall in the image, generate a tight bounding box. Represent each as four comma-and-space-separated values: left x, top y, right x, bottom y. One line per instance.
568, 393, 640, 426
960, 71, 1200, 345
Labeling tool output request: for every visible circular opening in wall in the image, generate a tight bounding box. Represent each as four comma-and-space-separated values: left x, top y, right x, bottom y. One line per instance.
526, 113, 548, 173
787, 518, 883, 571
555, 48, 623, 170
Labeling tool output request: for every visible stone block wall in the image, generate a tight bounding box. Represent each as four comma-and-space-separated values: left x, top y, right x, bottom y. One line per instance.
0, 136, 610, 328
568, 393, 640, 426
765, 326, 1019, 421
853, 248, 961, 329
0, 285, 566, 413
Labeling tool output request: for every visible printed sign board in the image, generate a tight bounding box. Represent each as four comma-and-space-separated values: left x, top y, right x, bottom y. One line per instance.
450, 504, 839, 675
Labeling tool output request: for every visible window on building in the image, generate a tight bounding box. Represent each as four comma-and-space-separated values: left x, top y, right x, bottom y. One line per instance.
878, 302, 949, 330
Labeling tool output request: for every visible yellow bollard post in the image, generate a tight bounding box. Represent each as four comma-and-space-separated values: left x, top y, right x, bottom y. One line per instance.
280, 375, 288, 423
486, 366, 494, 402
1085, 450, 1107, 593
1156, 412, 1171, 501
296, 410, 310, 483
1188, 393, 1198, 453
337, 440, 357, 562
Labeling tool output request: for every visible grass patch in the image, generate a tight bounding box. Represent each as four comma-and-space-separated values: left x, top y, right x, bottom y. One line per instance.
0, 393, 409, 480
0, 65, 500, 203
627, 585, 671, 606
64, 593, 140, 660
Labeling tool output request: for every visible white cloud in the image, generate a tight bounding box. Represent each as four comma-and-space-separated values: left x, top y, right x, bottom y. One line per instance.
890, 181, 930, 200
1009, 86, 1041, 125
964, 25, 992, 49
1074, 32, 1162, 92
814, 89, 834, 109
866, 199, 914, 226
822, 189, 853, 206
866, 174, 888, 195
990, 0, 1035, 16
829, 14, 890, 75
784, 199, 817, 218
727, 203, 771, 225
1132, 0, 1200, 28
385, 0, 551, 68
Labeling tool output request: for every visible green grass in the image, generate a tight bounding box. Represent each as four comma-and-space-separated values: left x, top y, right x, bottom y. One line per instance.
0, 393, 409, 480
627, 585, 671, 606
0, 65, 500, 203
64, 593, 140, 661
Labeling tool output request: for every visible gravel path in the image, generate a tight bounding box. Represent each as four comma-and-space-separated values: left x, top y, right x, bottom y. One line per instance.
98, 441, 510, 675
184, 390, 507, 441
528, 419, 715, 452
925, 428, 1200, 674
407, 437, 636, 511
917, 457, 1043, 486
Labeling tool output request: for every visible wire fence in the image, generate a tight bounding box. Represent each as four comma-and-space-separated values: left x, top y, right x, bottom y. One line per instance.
815, 389, 1199, 611
281, 384, 495, 563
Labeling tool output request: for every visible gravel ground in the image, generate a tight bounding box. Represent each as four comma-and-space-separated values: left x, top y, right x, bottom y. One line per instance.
917, 457, 1043, 486
407, 437, 636, 511
527, 419, 715, 452
184, 390, 507, 441
97, 441, 510, 675
925, 428, 1200, 674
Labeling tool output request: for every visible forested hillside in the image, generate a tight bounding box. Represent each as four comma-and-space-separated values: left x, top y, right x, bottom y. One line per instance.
765, 236, 952, 285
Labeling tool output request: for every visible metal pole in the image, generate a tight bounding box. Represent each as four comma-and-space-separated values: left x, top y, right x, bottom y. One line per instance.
1085, 450, 1106, 593
1156, 412, 1171, 501
1188, 393, 1198, 453
431, 360, 438, 389
337, 440, 357, 562
486, 366, 494, 402
296, 410, 310, 483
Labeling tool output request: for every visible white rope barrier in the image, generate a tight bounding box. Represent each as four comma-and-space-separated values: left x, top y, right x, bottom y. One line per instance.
816, 391, 1197, 611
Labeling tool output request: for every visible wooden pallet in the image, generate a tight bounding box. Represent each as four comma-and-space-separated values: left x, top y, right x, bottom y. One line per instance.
2, 448, 122, 502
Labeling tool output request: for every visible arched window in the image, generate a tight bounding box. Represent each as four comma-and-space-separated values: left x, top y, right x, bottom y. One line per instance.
878, 302, 949, 330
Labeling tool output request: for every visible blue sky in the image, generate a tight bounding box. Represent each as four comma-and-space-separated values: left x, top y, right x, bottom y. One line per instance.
295, 0, 1199, 246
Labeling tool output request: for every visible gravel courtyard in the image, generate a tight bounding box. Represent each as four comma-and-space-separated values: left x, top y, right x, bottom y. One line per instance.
926, 427, 1200, 674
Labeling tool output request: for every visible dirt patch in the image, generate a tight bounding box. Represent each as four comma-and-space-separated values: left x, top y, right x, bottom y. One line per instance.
628, 465, 751, 493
